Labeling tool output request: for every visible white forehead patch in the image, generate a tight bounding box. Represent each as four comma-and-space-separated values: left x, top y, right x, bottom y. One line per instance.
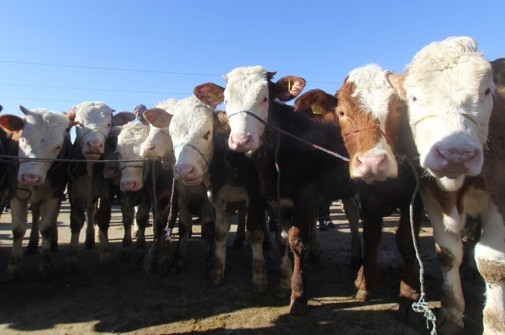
347, 64, 395, 123
73, 101, 113, 125
170, 95, 214, 139
117, 121, 149, 159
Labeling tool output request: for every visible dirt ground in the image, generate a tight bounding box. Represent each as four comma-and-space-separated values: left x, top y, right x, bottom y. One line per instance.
0, 201, 485, 335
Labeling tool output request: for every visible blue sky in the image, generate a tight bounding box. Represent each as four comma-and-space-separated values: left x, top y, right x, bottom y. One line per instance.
1, 1, 503, 117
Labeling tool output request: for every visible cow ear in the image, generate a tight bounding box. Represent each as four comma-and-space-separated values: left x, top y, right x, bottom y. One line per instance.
112, 111, 136, 127
294, 89, 337, 117
0, 114, 25, 132
273, 76, 306, 101
213, 111, 230, 134
194, 83, 225, 108
67, 107, 77, 122
143, 108, 172, 129
387, 73, 407, 100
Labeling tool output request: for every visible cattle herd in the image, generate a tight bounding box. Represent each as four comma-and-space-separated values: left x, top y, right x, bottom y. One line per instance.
0, 36, 504, 335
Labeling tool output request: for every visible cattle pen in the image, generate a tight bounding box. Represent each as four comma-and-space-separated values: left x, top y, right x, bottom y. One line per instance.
0, 201, 484, 335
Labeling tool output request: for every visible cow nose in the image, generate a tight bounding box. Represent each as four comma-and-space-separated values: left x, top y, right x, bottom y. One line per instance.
354, 153, 389, 178
437, 147, 478, 165
21, 173, 42, 185
229, 134, 253, 152
121, 181, 137, 192
174, 164, 195, 179
86, 139, 104, 150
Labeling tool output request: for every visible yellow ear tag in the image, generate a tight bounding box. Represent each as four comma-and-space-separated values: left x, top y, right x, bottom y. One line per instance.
311, 104, 325, 115
208, 92, 222, 100
288, 79, 292, 92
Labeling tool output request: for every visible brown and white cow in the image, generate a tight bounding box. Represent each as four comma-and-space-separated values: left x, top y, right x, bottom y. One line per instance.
0, 106, 76, 281
65, 102, 134, 270
388, 37, 503, 335
295, 64, 424, 321
140, 101, 215, 274
208, 65, 357, 315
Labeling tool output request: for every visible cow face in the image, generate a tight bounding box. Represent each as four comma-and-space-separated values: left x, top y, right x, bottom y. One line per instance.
140, 101, 175, 162
220, 66, 306, 154
0, 106, 75, 186
389, 36, 494, 191
336, 64, 401, 183
116, 122, 149, 192
71, 101, 114, 160
169, 96, 215, 185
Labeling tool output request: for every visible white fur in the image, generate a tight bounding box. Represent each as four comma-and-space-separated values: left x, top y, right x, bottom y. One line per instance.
403, 36, 494, 179
346, 64, 398, 181
169, 95, 215, 184
117, 121, 149, 191
156, 98, 177, 115
223, 66, 270, 153
73, 101, 114, 159
17, 108, 70, 185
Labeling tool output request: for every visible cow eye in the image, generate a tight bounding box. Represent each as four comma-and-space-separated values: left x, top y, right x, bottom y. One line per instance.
55, 146, 61, 151
263, 97, 268, 102
484, 88, 491, 95
410, 96, 417, 103
203, 131, 211, 140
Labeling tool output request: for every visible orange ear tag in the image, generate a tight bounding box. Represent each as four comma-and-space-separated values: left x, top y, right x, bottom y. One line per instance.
208, 92, 222, 101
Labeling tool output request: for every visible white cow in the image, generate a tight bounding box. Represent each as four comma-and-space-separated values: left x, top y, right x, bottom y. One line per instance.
0, 106, 76, 281
389, 36, 504, 335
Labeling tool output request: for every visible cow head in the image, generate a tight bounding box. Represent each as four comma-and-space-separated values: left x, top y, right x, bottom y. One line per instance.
388, 36, 494, 191
168, 96, 215, 185
70, 101, 115, 160
0, 106, 76, 186
140, 99, 176, 164
196, 66, 305, 154
115, 122, 149, 192
334, 64, 406, 183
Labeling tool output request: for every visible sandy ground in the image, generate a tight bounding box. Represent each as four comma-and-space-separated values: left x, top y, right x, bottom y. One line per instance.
0, 201, 484, 335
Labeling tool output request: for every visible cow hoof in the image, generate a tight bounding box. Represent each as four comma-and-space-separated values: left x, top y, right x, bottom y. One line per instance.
27, 243, 38, 254
2, 272, 20, 283
252, 281, 268, 294
85, 239, 95, 249
437, 313, 464, 335
121, 249, 132, 261
39, 265, 53, 278
136, 239, 146, 249
63, 260, 77, 273
289, 298, 308, 316
353, 288, 370, 301
211, 274, 225, 288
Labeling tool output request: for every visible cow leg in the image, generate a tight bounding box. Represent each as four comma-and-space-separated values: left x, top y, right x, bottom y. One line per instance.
475, 203, 505, 335
396, 200, 422, 322
247, 196, 267, 293
278, 206, 293, 299
211, 204, 230, 287
308, 218, 320, 262
134, 202, 150, 250
342, 197, 362, 269
120, 200, 135, 260
232, 207, 246, 249
422, 189, 465, 334
85, 202, 97, 249
38, 198, 60, 277
65, 196, 86, 272
172, 202, 193, 272
288, 196, 314, 316
96, 197, 112, 266
354, 208, 382, 301
27, 203, 41, 254
3, 198, 28, 282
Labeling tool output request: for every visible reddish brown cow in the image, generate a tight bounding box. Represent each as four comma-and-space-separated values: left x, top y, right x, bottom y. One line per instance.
295, 67, 423, 321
